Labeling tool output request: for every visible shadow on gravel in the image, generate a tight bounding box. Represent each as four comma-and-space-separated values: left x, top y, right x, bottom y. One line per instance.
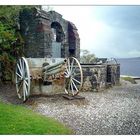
0, 84, 89, 107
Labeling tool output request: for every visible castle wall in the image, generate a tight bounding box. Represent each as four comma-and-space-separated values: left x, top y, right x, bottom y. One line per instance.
81, 64, 120, 91
19, 8, 80, 59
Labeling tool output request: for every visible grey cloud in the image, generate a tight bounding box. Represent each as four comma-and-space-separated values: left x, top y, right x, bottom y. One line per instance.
90, 6, 140, 58
93, 6, 140, 30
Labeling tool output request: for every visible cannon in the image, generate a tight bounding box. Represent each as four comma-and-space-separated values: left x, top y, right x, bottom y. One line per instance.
15, 57, 83, 102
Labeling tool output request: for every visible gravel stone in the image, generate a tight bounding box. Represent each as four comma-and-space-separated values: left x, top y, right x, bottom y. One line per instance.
1, 80, 140, 134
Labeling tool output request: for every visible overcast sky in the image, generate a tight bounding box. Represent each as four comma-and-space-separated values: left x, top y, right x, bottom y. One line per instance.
43, 6, 140, 58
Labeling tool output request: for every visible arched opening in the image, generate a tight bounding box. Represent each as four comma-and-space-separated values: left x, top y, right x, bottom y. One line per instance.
51, 22, 65, 58
51, 22, 64, 42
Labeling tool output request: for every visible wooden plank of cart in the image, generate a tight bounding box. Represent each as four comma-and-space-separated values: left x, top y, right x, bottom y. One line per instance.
15, 57, 83, 102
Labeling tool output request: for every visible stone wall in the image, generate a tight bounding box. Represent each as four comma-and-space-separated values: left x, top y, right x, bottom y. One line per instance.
81, 64, 120, 91
19, 8, 80, 59
107, 64, 120, 85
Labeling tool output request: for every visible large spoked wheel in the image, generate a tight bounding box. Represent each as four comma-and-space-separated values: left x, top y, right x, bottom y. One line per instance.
15, 57, 30, 102
64, 57, 83, 96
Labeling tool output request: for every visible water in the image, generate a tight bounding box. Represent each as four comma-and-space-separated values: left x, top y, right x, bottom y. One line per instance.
117, 57, 140, 77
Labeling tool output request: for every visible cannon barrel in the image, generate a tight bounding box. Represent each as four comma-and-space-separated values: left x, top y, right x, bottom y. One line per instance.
44, 68, 62, 76
47, 65, 63, 73
43, 59, 66, 77
43, 59, 66, 72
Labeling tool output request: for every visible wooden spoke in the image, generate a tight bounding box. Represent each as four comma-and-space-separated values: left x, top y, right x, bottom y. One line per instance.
64, 71, 68, 75
71, 79, 78, 92
17, 82, 23, 93
73, 73, 81, 77
65, 67, 69, 76
17, 63, 22, 76
64, 57, 83, 96
70, 81, 74, 95
15, 57, 30, 102
16, 80, 22, 85
24, 80, 28, 86
16, 72, 22, 79
23, 82, 26, 101
72, 77, 81, 84
25, 77, 29, 80
19, 59, 23, 74
22, 60, 25, 76
23, 81, 28, 98
71, 66, 77, 75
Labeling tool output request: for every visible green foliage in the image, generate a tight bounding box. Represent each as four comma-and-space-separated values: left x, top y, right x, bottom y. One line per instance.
0, 6, 35, 80
0, 6, 34, 55
121, 76, 137, 84
0, 101, 72, 134
80, 49, 97, 63
0, 6, 52, 80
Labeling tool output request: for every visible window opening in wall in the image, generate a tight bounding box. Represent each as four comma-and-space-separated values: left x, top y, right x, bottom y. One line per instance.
51, 22, 64, 58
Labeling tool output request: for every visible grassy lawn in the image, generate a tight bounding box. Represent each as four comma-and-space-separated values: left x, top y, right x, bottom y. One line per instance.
0, 102, 72, 135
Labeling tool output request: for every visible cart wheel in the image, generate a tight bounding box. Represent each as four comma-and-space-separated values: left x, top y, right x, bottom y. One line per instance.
64, 57, 83, 96
15, 57, 30, 102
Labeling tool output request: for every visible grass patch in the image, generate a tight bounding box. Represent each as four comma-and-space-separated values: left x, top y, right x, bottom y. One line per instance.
121, 76, 137, 84
0, 102, 72, 135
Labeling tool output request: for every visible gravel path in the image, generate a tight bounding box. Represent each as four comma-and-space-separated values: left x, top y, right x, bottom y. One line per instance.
1, 80, 140, 134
